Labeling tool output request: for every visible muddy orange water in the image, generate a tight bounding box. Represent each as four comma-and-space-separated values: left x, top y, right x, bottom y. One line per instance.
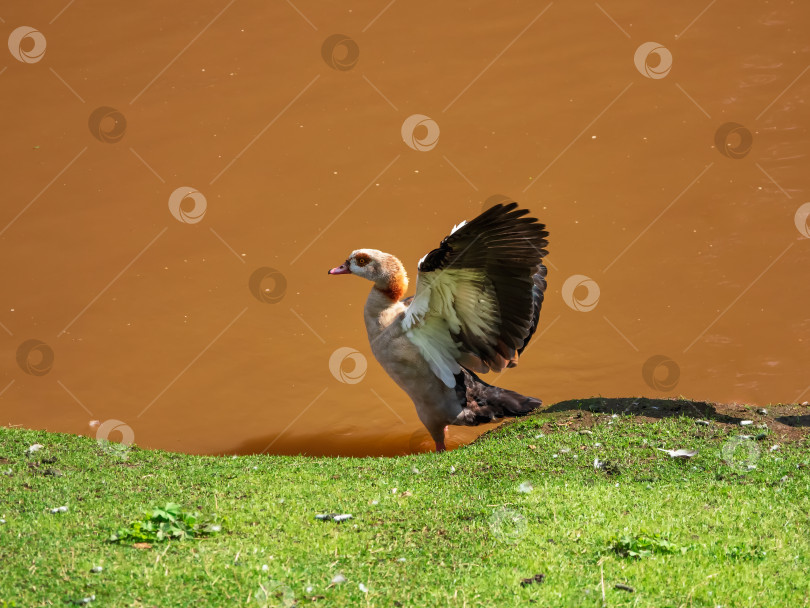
1, 1, 808, 456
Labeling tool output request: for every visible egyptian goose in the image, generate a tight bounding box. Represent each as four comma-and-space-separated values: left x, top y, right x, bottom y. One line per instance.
328, 202, 549, 452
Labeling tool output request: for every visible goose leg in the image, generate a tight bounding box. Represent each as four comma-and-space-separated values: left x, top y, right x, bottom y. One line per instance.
434, 425, 449, 453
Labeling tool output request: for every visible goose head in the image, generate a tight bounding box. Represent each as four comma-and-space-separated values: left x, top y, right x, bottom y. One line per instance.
328, 249, 408, 300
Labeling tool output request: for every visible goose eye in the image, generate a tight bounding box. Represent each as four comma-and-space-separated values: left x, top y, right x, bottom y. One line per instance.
355, 255, 370, 267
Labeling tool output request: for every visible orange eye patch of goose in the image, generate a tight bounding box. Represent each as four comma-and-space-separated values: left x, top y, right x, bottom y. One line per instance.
354, 254, 371, 267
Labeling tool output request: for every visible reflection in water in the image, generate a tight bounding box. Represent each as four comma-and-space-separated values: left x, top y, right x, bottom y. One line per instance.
0, 1, 808, 456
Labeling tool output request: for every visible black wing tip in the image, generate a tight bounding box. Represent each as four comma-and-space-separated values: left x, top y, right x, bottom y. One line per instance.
497, 201, 519, 213
481, 200, 520, 219
479, 199, 543, 227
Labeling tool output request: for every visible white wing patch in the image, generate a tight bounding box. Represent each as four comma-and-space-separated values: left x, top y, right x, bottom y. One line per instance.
450, 220, 467, 234
401, 273, 433, 332
405, 321, 461, 388
402, 268, 499, 388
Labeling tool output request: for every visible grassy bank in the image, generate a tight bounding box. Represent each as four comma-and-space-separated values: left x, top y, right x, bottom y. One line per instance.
1, 398, 809, 607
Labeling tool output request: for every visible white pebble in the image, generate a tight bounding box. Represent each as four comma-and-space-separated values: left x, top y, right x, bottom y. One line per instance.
49, 506, 68, 514
359, 583, 369, 593
740, 420, 754, 426
517, 481, 533, 493
27, 444, 44, 454
331, 574, 346, 584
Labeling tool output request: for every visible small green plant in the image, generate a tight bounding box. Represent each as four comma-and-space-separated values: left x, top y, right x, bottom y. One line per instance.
608, 531, 687, 558
108, 502, 223, 543
721, 543, 767, 560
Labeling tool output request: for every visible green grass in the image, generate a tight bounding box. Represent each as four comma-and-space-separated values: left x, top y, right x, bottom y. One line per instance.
1, 402, 809, 607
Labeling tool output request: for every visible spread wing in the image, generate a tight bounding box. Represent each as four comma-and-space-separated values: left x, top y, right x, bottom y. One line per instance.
401, 202, 549, 387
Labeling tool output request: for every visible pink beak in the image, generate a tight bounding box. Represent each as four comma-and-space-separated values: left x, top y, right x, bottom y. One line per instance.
328, 262, 351, 275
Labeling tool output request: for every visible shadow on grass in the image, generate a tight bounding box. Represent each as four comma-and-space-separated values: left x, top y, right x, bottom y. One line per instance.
774, 414, 810, 428
541, 396, 751, 424
536, 397, 810, 439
